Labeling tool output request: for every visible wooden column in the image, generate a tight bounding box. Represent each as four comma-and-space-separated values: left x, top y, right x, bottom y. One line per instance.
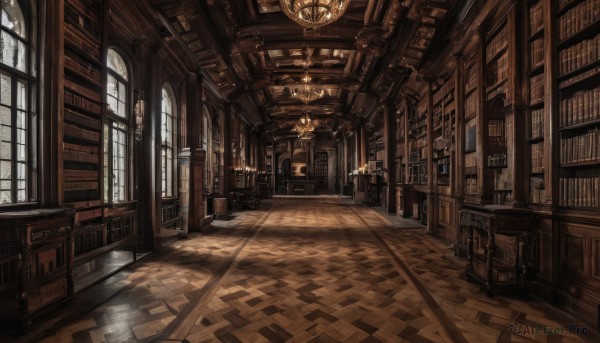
40, 0, 64, 206
149, 42, 162, 249
382, 102, 396, 213
180, 73, 205, 232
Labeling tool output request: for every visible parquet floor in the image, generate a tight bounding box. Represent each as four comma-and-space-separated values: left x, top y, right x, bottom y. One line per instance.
2, 198, 597, 343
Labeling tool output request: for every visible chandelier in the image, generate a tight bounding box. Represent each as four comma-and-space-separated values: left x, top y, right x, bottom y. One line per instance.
293, 112, 318, 140
280, 0, 350, 30
289, 71, 324, 104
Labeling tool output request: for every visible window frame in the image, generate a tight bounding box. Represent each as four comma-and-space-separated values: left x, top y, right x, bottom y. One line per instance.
103, 47, 130, 204
0, 0, 36, 207
160, 84, 177, 198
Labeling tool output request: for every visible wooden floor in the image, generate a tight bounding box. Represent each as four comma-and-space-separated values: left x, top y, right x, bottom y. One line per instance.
3, 198, 598, 343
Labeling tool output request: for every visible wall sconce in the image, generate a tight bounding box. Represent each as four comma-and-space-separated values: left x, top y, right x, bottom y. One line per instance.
134, 91, 145, 141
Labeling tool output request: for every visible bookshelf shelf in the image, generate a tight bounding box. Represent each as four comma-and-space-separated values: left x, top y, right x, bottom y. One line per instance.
558, 19, 600, 49
528, 64, 544, 77
559, 66, 600, 90
560, 160, 600, 168
529, 28, 544, 42
486, 78, 508, 96
559, 118, 600, 131
528, 136, 544, 144
559, 59, 600, 82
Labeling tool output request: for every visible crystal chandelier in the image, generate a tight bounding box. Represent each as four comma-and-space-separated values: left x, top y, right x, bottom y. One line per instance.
293, 112, 318, 140
289, 71, 324, 104
280, 0, 350, 30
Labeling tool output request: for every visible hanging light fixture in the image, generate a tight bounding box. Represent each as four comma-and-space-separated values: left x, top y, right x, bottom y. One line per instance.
293, 112, 318, 140
279, 0, 350, 30
288, 70, 324, 104
134, 91, 145, 141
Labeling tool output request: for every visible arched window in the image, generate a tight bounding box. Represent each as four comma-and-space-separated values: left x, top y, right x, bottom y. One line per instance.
0, 0, 32, 204
161, 85, 176, 197
104, 48, 129, 203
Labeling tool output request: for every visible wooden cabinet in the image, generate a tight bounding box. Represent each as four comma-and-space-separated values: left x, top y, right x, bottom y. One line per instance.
460, 205, 533, 295
0, 209, 74, 327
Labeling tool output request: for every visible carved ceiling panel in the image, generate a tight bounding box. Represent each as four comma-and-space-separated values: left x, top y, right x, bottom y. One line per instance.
141, 0, 462, 137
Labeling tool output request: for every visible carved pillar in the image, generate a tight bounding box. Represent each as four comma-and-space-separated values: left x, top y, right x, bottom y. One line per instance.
179, 73, 206, 232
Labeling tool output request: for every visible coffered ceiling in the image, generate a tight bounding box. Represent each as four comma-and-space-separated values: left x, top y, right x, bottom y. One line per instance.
143, 0, 471, 139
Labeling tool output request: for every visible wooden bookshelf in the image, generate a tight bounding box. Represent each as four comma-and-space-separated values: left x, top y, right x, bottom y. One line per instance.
557, 0, 600, 212
527, 0, 547, 206
60, 0, 138, 295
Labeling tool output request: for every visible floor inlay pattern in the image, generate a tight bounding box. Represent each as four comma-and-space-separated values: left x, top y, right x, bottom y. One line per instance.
1, 198, 597, 343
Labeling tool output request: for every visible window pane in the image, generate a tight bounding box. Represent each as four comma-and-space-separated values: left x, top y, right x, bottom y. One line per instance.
0, 190, 10, 204
17, 81, 26, 110
0, 160, 10, 180
1, 31, 18, 69
0, 73, 11, 106
117, 99, 125, 118
1, 2, 26, 38
106, 49, 128, 81
118, 81, 126, 102
16, 40, 25, 72
103, 124, 109, 203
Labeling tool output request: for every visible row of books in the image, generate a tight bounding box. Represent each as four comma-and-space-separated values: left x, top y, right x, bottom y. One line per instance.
531, 142, 544, 173
530, 2, 544, 35
64, 24, 100, 61
64, 170, 99, 180
65, 79, 101, 103
559, 65, 600, 89
465, 92, 478, 119
64, 108, 101, 131
65, 90, 101, 115
465, 64, 478, 94
559, 86, 600, 128
487, 82, 508, 101
530, 108, 544, 139
530, 176, 545, 205
465, 179, 478, 196
560, 129, 600, 165
486, 25, 508, 62
530, 38, 544, 69
530, 73, 545, 104
486, 52, 508, 87
64, 123, 101, 144
558, 0, 600, 42
559, 33, 600, 76
64, 181, 99, 191
63, 149, 99, 164
493, 168, 511, 191
559, 176, 600, 208
487, 153, 507, 167
64, 55, 101, 85
65, 0, 100, 39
